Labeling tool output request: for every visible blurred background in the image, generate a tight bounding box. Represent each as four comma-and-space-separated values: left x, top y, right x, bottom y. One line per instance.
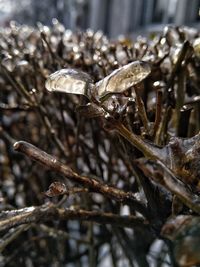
0, 0, 200, 37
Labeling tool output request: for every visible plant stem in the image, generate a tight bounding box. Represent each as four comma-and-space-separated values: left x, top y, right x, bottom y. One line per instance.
13, 141, 149, 217
114, 122, 165, 161
0, 204, 149, 232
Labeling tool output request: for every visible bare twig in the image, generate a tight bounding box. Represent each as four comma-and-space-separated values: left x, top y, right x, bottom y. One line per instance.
156, 160, 200, 214
0, 225, 30, 252
0, 204, 149, 232
114, 122, 164, 160
0, 103, 33, 111
13, 141, 149, 217
135, 85, 149, 134
38, 224, 90, 244
153, 90, 163, 137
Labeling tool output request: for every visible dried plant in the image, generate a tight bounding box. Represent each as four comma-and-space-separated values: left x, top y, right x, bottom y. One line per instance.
1, 21, 200, 267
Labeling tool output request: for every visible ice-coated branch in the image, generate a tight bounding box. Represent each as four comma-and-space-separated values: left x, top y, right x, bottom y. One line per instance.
13, 141, 149, 217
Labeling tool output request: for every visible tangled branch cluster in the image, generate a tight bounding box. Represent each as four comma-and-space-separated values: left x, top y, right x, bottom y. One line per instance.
1, 21, 200, 266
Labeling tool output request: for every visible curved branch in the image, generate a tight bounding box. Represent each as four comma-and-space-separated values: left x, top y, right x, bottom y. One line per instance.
13, 141, 149, 217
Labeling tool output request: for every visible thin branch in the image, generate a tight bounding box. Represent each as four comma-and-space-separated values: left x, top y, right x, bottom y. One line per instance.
13, 141, 149, 217
0, 103, 33, 111
156, 160, 200, 214
0, 204, 149, 232
134, 85, 149, 134
0, 225, 30, 252
38, 224, 90, 244
167, 40, 190, 89
153, 90, 163, 137
114, 122, 164, 160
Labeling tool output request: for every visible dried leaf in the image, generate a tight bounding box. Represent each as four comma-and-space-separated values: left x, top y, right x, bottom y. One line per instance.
45, 182, 67, 197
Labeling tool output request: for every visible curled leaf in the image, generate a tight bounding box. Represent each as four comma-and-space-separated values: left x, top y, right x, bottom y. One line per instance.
45, 181, 67, 197
95, 61, 151, 98
45, 69, 94, 97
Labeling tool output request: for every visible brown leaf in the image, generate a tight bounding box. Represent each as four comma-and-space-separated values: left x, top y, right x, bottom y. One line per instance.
45, 182, 67, 197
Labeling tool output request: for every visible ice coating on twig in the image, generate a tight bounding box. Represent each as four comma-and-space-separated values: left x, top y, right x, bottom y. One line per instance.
96, 61, 151, 98
45, 61, 151, 99
45, 68, 94, 96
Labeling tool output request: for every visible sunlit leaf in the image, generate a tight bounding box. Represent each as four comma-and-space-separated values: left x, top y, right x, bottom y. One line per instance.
95, 61, 151, 98
45, 181, 67, 197
45, 69, 94, 97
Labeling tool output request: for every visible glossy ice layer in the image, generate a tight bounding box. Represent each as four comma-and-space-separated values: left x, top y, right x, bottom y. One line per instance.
96, 61, 151, 98
193, 37, 200, 58
45, 69, 93, 96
